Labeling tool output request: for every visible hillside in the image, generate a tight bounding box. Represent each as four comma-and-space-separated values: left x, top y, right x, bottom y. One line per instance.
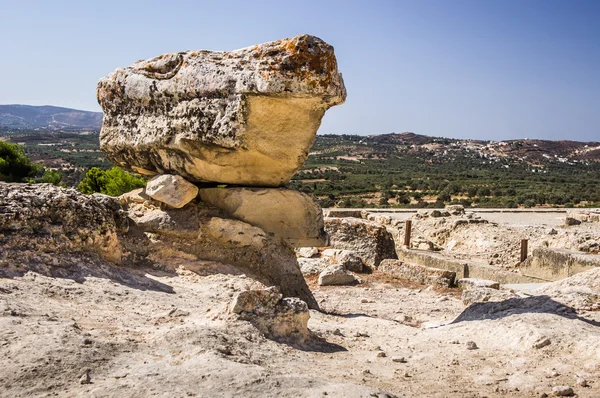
0, 105, 102, 131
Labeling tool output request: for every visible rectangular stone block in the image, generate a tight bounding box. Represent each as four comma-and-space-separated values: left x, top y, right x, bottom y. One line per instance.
379, 259, 456, 287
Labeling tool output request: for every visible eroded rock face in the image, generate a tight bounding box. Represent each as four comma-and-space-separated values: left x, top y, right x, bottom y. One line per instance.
198, 187, 327, 247
97, 34, 346, 187
121, 192, 319, 309
0, 183, 317, 309
0, 182, 126, 266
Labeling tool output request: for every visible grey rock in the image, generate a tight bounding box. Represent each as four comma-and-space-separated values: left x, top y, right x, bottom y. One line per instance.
465, 341, 478, 350
575, 377, 587, 387
297, 257, 331, 276
79, 368, 91, 385
230, 287, 310, 340
551, 386, 574, 396
321, 249, 364, 272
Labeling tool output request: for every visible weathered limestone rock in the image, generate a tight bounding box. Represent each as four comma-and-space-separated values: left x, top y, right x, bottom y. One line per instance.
123, 195, 319, 309
324, 217, 397, 269
298, 257, 332, 276
205, 217, 267, 248
145, 174, 199, 208
461, 287, 517, 306
322, 249, 364, 272
379, 259, 456, 287
97, 34, 346, 187
457, 278, 500, 290
230, 287, 310, 340
296, 247, 319, 258
0, 183, 318, 309
318, 264, 359, 286
0, 182, 126, 267
198, 187, 327, 247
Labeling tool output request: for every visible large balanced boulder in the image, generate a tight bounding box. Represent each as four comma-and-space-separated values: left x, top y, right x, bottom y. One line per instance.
324, 217, 397, 269
198, 187, 327, 247
97, 34, 346, 187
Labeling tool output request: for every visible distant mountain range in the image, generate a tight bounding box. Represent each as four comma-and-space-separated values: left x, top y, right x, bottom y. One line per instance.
0, 105, 102, 131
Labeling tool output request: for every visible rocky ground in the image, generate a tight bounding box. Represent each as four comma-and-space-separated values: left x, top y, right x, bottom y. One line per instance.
2, 258, 599, 398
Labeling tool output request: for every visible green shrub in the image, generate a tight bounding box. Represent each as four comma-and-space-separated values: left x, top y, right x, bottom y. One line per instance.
0, 141, 41, 182
77, 167, 146, 196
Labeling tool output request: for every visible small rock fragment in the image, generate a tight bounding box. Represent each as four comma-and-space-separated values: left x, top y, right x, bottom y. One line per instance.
376, 351, 387, 358
332, 328, 343, 336
296, 247, 319, 258
551, 386, 574, 396
575, 377, 587, 387
466, 341, 478, 350
533, 336, 551, 349
79, 368, 91, 385
391, 356, 407, 363
145, 174, 199, 208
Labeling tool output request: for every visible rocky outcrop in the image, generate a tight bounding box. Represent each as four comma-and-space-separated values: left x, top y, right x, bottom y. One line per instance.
97, 34, 346, 187
0, 182, 126, 267
0, 183, 318, 309
324, 217, 397, 269
120, 189, 318, 309
198, 187, 327, 247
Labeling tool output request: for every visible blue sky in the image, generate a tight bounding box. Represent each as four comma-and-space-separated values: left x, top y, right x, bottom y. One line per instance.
1, 0, 598, 141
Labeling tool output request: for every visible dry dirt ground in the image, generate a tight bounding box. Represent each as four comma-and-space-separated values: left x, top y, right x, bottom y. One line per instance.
1, 260, 599, 397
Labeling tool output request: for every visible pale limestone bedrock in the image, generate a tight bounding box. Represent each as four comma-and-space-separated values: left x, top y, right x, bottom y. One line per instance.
97, 34, 346, 187
145, 174, 199, 208
199, 187, 327, 247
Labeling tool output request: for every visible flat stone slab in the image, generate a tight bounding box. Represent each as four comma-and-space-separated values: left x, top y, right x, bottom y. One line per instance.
199, 187, 327, 247
457, 278, 500, 290
379, 259, 456, 287
97, 35, 346, 187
